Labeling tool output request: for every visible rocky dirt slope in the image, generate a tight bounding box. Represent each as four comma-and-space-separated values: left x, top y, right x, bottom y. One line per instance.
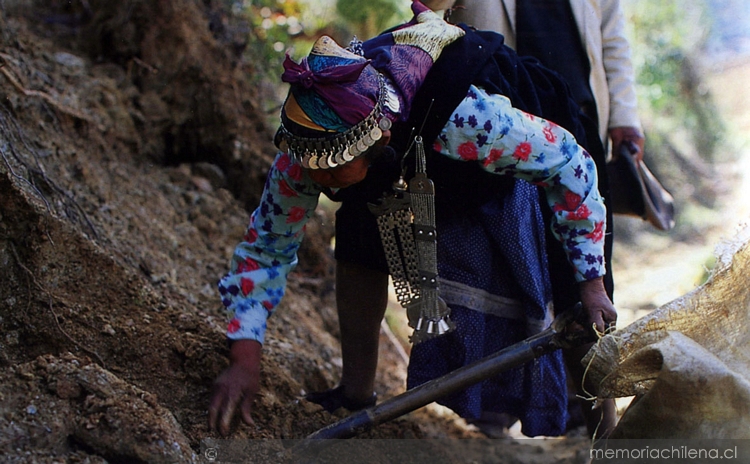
0, 2, 595, 463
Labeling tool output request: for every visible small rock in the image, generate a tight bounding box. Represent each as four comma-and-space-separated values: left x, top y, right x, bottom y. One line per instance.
55, 377, 82, 399
191, 176, 213, 193
191, 162, 226, 189
53, 52, 86, 69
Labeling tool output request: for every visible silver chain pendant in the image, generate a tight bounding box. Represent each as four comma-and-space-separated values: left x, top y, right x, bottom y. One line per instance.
408, 136, 454, 343
368, 136, 454, 344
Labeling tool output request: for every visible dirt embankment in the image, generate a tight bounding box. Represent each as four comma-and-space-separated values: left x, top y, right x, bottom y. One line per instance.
0, 1, 445, 462
0, 2, 594, 463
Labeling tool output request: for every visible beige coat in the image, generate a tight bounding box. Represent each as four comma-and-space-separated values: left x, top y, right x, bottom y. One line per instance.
451, 0, 641, 149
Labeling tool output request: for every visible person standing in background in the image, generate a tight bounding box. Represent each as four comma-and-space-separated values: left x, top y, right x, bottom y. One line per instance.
451, 0, 643, 438
451, 0, 644, 160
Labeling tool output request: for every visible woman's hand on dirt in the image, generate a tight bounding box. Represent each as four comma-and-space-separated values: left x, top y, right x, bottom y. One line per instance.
578, 277, 617, 335
208, 339, 261, 436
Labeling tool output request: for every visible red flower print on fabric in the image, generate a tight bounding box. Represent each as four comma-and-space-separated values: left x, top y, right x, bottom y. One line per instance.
262, 300, 274, 311
564, 191, 582, 210
484, 148, 504, 167
240, 277, 255, 296
227, 318, 241, 334
458, 141, 479, 160
513, 142, 532, 162
287, 206, 306, 223
586, 221, 605, 243
276, 153, 291, 172
543, 125, 557, 143
278, 179, 298, 198
237, 257, 260, 273
287, 163, 302, 181
567, 204, 592, 221
243, 227, 258, 244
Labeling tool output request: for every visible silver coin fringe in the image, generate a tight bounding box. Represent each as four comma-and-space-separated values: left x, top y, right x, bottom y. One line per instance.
279, 74, 392, 170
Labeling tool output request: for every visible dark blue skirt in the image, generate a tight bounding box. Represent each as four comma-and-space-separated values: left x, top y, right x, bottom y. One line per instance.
407, 180, 569, 437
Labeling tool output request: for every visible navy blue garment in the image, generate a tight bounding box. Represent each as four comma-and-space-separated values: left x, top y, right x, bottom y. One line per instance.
516, 0, 595, 109
407, 179, 569, 437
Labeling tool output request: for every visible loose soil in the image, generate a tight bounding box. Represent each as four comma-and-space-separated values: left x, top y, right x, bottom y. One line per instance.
0, 2, 745, 463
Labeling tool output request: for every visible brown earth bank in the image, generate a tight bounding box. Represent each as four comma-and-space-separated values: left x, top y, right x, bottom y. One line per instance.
0, 1, 593, 463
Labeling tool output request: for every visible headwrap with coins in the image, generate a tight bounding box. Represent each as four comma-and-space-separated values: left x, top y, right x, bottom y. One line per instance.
275, 1, 465, 170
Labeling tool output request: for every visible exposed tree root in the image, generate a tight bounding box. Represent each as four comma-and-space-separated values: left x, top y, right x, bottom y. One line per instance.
8, 241, 106, 367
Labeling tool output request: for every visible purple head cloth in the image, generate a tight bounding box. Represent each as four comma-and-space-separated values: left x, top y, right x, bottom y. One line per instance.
361, 1, 465, 120
282, 54, 375, 127
279, 1, 464, 136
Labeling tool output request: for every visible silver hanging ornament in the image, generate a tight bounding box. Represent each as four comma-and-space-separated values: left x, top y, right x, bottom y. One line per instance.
408, 136, 454, 343
368, 135, 454, 345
